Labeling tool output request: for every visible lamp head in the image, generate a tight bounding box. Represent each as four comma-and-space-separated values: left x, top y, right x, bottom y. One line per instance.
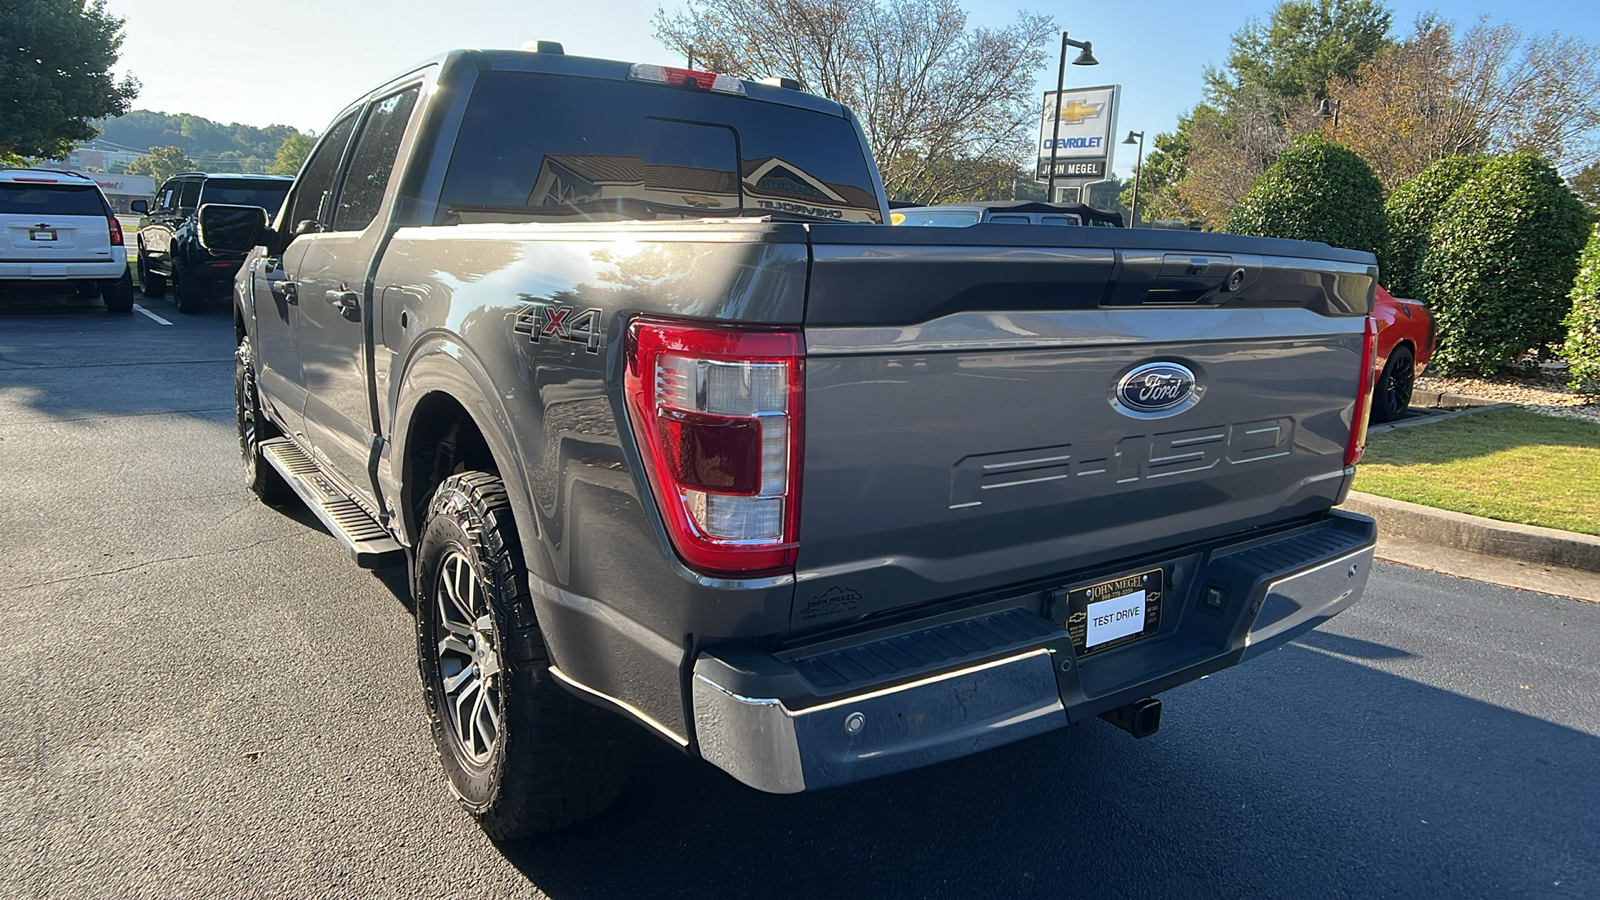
1314, 98, 1335, 119
1123, 131, 1143, 144
1072, 42, 1098, 66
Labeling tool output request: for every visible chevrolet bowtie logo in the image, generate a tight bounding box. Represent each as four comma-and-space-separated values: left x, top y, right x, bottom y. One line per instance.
1055, 99, 1104, 124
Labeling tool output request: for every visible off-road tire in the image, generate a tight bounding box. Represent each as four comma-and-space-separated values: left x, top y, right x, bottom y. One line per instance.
137, 249, 166, 298
234, 338, 293, 505
103, 270, 135, 314
1371, 344, 1415, 424
172, 263, 205, 314
416, 472, 635, 839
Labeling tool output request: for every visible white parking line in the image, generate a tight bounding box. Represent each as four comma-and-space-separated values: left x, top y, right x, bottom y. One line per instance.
133, 304, 174, 326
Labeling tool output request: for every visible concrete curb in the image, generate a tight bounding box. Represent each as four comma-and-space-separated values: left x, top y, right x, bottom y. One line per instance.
1367, 402, 1517, 435
1409, 389, 1504, 410
1340, 491, 1600, 574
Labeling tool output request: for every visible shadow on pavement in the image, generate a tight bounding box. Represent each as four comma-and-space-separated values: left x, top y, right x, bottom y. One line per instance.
0, 290, 236, 425
498, 644, 1597, 899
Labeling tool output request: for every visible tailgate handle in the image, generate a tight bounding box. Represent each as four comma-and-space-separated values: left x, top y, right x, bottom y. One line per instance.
1148, 254, 1238, 303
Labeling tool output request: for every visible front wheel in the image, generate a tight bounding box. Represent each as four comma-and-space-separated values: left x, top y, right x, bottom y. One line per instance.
1371, 344, 1415, 424
416, 472, 635, 839
235, 338, 293, 504
138, 249, 166, 298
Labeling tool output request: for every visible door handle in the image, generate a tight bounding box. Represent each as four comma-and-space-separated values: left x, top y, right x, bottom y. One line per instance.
325, 289, 359, 309
270, 280, 298, 304
325, 289, 361, 321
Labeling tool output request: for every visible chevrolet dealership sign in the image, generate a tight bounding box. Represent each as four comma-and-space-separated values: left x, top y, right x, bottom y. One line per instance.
1037, 85, 1119, 182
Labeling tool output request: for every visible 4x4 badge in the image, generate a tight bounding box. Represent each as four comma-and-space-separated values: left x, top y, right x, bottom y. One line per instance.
513, 302, 603, 353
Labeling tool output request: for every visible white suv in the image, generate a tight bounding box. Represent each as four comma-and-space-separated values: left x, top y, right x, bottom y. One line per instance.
1, 168, 135, 312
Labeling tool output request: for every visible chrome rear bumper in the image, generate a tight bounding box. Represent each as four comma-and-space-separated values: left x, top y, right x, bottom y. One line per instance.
689, 513, 1376, 794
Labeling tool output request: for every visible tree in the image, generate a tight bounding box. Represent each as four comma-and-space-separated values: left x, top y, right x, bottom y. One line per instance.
268, 133, 314, 176
1381, 154, 1484, 297
1330, 17, 1600, 190
1564, 224, 1600, 392
1134, 1, 1395, 228
1423, 152, 1590, 374
97, 109, 306, 166
1209, 0, 1393, 105
1573, 163, 1600, 216
654, 0, 1055, 204
0, 0, 139, 159
124, 146, 196, 183
1227, 134, 1388, 256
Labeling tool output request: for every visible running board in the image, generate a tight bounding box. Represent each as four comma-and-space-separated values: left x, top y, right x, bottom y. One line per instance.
259, 437, 404, 568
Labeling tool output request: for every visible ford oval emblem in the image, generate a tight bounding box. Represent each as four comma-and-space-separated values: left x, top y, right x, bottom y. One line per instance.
1112, 362, 1202, 419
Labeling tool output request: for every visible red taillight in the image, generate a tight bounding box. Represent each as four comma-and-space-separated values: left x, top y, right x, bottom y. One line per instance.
107, 216, 123, 247
1345, 315, 1379, 467
625, 317, 802, 575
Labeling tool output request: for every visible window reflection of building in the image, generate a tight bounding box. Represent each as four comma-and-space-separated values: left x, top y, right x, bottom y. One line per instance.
742, 158, 881, 223
476, 154, 881, 224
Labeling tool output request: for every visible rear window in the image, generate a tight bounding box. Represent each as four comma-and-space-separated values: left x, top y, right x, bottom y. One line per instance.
439, 71, 883, 224
0, 183, 107, 216
200, 180, 291, 213
894, 208, 982, 227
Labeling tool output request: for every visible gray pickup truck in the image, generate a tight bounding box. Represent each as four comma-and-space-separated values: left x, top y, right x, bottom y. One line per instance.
200, 45, 1381, 838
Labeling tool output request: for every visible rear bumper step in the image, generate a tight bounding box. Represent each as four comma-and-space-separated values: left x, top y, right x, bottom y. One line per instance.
260, 437, 403, 568
690, 512, 1375, 793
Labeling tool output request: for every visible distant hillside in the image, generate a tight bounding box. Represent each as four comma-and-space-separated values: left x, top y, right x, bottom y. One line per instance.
95, 110, 308, 173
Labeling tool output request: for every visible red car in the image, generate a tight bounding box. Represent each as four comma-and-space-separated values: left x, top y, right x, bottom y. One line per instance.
1371, 285, 1435, 422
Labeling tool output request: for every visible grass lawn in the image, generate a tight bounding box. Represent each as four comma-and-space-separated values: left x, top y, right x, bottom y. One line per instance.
1353, 407, 1600, 535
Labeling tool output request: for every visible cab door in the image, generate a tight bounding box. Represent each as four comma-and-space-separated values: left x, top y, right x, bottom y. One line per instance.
253, 112, 360, 443
289, 84, 422, 509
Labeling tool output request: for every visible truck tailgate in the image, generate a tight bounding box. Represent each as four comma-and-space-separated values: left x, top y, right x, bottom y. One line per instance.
792, 226, 1376, 628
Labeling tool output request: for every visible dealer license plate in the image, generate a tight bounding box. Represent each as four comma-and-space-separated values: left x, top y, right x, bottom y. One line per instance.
1063, 568, 1164, 656
29, 229, 56, 241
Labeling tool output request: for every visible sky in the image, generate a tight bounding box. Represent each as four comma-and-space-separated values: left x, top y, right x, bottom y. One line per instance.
104, 0, 1600, 179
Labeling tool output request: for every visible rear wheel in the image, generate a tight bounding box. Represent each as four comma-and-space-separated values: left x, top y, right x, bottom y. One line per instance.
1371, 344, 1416, 424
103, 270, 135, 314
235, 337, 293, 504
416, 472, 635, 839
173, 263, 206, 313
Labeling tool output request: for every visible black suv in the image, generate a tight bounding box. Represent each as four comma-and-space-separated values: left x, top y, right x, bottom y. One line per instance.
133, 173, 291, 313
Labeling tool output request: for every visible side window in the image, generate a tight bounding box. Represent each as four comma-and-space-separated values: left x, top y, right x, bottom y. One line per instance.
176, 179, 202, 212
333, 86, 420, 232
155, 183, 177, 212
987, 214, 1031, 224
283, 112, 359, 232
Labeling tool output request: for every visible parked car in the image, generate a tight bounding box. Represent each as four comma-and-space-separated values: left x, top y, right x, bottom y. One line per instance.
893, 204, 1430, 423
0, 168, 134, 312
1370, 285, 1434, 423
892, 199, 1124, 227
200, 46, 1380, 838
133, 173, 292, 313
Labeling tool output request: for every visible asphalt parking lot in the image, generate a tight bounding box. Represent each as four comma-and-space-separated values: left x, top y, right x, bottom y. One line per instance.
2, 290, 1597, 899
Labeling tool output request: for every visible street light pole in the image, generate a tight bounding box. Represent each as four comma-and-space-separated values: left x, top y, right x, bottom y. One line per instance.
1044, 32, 1098, 203
1123, 130, 1145, 227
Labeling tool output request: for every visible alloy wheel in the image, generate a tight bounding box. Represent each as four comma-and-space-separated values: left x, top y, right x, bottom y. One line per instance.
433, 549, 503, 766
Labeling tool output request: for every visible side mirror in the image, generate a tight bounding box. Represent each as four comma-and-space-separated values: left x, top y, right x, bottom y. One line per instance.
130, 199, 148, 215
196, 203, 270, 254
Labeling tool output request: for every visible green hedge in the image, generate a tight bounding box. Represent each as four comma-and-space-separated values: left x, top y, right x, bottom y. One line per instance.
1227, 134, 1387, 256
1424, 152, 1590, 375
1565, 224, 1600, 392
1382, 155, 1484, 298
